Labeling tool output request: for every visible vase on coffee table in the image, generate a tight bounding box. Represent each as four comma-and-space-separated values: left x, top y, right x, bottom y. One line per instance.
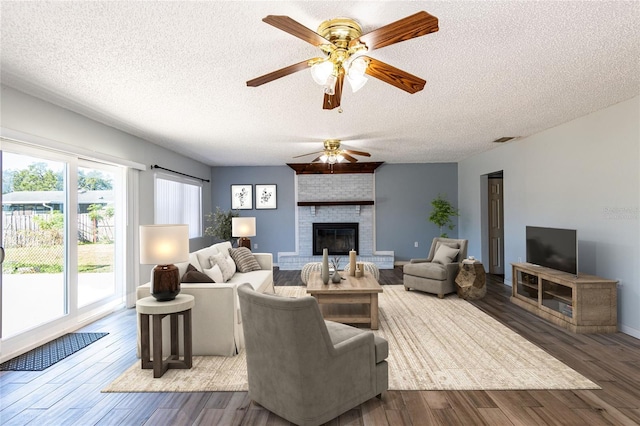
321, 248, 330, 285
330, 256, 342, 283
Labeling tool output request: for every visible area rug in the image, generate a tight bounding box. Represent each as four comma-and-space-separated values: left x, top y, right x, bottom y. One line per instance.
1, 332, 108, 371
103, 286, 599, 392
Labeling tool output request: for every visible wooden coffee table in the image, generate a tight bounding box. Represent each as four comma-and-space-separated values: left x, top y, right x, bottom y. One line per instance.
306, 271, 383, 329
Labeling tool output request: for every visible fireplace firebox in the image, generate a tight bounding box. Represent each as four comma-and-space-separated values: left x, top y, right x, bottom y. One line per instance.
313, 223, 359, 255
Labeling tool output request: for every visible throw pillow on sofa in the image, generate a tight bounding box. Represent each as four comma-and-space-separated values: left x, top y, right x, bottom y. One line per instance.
180, 264, 213, 283
209, 253, 234, 282
203, 264, 224, 283
195, 245, 220, 269
182, 270, 215, 283
226, 253, 237, 276
228, 247, 262, 273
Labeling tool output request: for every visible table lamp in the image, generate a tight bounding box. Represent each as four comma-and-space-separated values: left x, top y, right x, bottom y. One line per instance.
232, 217, 256, 249
139, 224, 189, 301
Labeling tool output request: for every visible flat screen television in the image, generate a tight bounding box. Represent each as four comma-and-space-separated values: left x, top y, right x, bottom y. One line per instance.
526, 226, 578, 275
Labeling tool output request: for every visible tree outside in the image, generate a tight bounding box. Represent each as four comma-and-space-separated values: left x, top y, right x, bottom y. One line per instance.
12, 162, 62, 191
2, 163, 114, 274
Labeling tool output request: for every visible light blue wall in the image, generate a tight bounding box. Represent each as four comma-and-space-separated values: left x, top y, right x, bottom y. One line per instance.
210, 163, 459, 263
210, 166, 296, 257
375, 163, 458, 261
458, 96, 640, 338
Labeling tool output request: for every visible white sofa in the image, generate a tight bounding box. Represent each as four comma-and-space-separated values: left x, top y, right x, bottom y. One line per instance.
136, 241, 274, 357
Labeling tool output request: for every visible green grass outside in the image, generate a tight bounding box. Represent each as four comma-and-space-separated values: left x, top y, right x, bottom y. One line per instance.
2, 243, 114, 274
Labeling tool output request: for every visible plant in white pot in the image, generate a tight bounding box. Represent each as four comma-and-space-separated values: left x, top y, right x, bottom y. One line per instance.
428, 194, 459, 238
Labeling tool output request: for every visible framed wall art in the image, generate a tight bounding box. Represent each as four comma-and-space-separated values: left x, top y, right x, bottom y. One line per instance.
256, 184, 277, 209
231, 184, 253, 209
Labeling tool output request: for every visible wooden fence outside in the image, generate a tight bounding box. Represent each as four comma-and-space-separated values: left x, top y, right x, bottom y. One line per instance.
2, 212, 114, 247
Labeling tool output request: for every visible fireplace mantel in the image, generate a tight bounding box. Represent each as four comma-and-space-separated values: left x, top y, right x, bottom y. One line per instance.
287, 162, 383, 174
297, 201, 374, 206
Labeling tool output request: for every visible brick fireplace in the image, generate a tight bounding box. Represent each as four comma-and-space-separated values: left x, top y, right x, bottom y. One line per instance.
277, 172, 394, 270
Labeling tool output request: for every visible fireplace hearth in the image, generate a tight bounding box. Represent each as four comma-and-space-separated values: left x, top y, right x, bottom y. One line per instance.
313, 223, 359, 256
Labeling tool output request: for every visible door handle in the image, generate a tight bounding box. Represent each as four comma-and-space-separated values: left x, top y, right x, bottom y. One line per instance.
0, 246, 4, 264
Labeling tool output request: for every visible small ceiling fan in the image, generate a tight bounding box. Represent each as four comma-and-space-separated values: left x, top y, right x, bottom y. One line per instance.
293, 139, 371, 164
246, 11, 439, 109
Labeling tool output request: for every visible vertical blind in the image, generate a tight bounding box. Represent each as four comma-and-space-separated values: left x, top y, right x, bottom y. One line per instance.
154, 174, 202, 238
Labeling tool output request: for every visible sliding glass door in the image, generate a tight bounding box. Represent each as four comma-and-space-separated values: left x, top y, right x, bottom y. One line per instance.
1, 150, 67, 337
1, 142, 125, 342
77, 162, 119, 308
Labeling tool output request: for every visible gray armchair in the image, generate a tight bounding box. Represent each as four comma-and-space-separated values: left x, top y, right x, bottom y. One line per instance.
237, 283, 388, 426
403, 237, 468, 298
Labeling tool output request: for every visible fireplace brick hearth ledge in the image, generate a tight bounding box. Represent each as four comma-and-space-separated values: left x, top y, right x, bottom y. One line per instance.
298, 201, 374, 206
278, 252, 394, 271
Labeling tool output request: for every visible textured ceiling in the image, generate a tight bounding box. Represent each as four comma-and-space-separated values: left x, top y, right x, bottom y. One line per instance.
1, 1, 638, 166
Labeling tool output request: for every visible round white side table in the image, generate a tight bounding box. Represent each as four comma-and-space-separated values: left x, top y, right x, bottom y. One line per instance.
137, 294, 195, 378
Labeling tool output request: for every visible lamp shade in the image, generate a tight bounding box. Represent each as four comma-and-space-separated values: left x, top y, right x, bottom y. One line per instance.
232, 217, 256, 238
347, 73, 368, 93
310, 60, 333, 85
139, 224, 189, 265
346, 56, 368, 93
348, 56, 367, 78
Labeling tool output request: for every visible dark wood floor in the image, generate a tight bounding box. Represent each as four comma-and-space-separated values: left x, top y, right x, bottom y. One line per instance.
1, 267, 639, 425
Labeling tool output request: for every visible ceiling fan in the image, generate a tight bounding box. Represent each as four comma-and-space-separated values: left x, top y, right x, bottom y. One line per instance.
293, 139, 371, 164
246, 11, 439, 110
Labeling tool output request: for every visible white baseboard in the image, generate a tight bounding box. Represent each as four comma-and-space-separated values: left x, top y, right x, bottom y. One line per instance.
618, 324, 640, 339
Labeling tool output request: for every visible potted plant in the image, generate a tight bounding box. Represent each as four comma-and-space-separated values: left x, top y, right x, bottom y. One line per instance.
205, 207, 239, 242
428, 194, 459, 238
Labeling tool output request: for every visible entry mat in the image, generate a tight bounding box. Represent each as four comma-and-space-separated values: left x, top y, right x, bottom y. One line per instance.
0, 332, 108, 371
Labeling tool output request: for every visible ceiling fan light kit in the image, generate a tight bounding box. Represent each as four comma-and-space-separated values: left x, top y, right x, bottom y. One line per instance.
320, 153, 344, 164
247, 11, 439, 110
308, 17, 369, 96
294, 139, 371, 165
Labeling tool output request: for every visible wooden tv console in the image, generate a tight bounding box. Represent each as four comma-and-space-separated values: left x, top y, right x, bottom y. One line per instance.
511, 263, 618, 333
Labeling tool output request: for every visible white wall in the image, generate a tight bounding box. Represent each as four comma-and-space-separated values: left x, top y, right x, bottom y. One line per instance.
0, 85, 213, 295
458, 96, 640, 338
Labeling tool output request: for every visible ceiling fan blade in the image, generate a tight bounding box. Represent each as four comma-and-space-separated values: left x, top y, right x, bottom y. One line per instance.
247, 59, 315, 87
342, 153, 359, 163
363, 57, 426, 94
311, 156, 323, 163
263, 15, 329, 46
344, 149, 371, 157
354, 11, 438, 51
322, 72, 344, 110
293, 150, 322, 158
